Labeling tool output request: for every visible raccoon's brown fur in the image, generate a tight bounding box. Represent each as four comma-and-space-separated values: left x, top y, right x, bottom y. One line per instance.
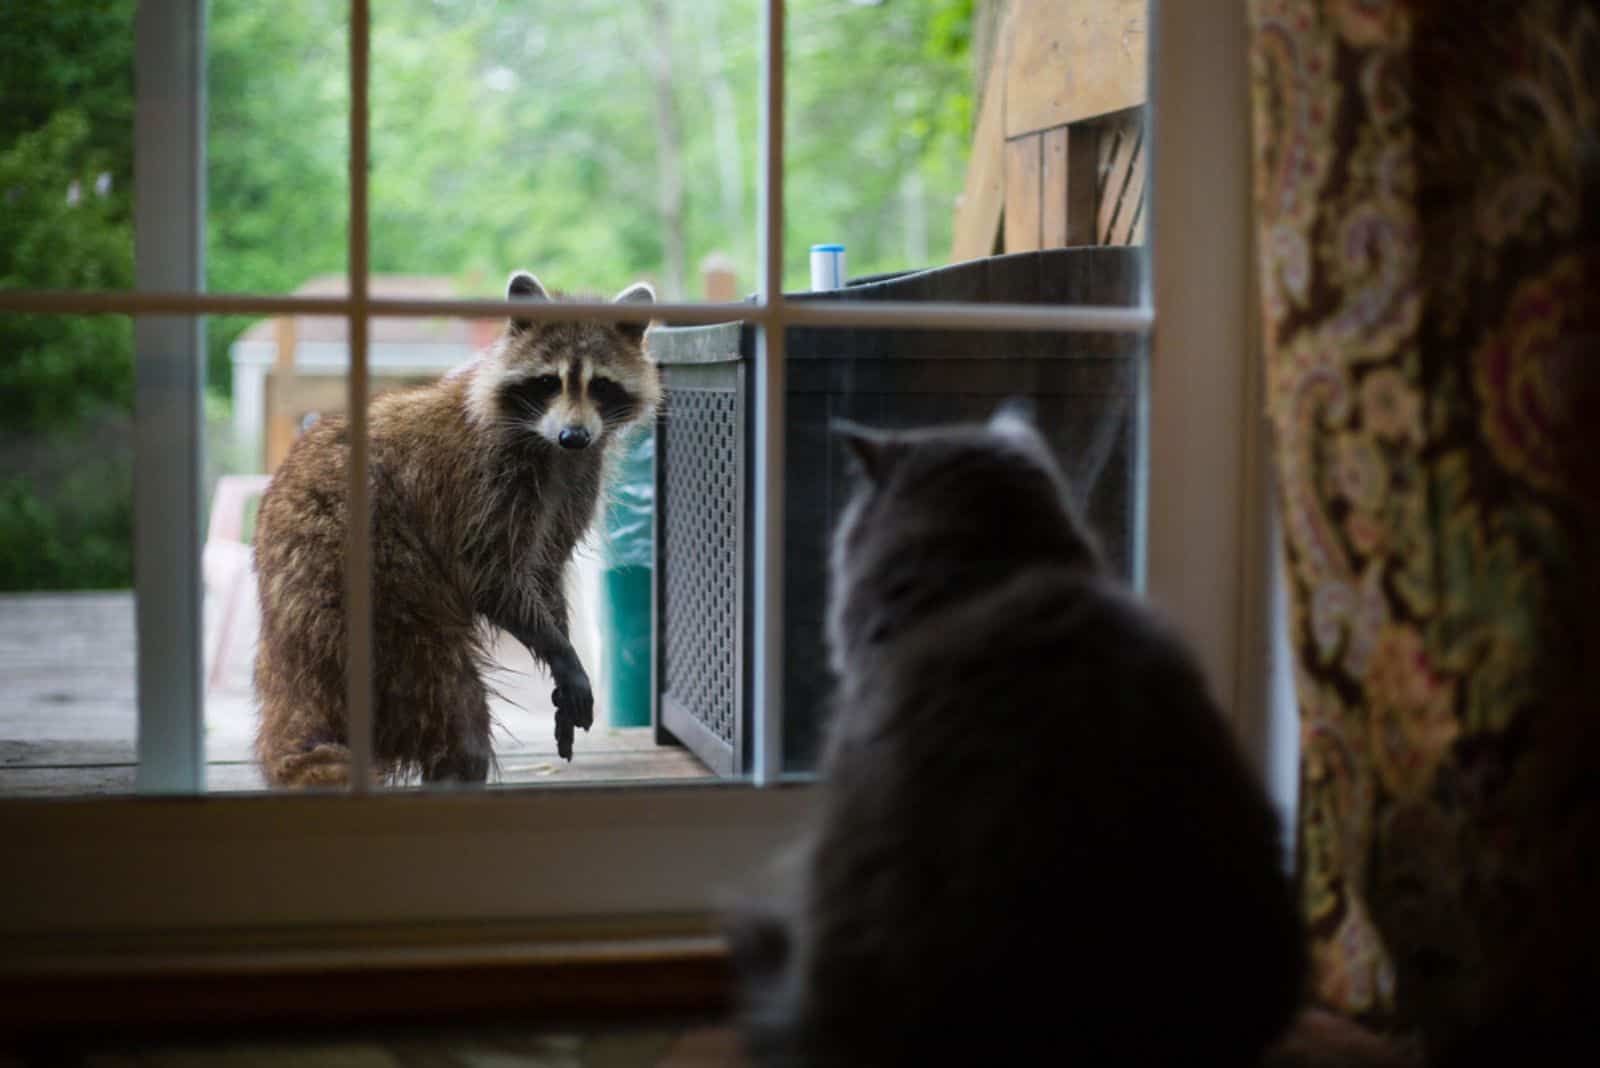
252, 272, 661, 787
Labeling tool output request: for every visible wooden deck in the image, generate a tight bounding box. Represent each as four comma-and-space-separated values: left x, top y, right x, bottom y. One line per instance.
0, 567, 711, 796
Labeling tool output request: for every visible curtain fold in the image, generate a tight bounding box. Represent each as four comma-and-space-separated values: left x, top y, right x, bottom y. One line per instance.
1245, 0, 1597, 1050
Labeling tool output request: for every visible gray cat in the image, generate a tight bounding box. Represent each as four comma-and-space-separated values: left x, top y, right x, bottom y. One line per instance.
727, 401, 1308, 1066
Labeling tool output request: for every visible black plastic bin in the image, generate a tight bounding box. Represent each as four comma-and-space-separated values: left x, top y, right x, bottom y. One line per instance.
650, 247, 1145, 776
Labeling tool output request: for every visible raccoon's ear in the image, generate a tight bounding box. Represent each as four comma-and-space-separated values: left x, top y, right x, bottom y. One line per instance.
989, 395, 1039, 442
612, 281, 656, 346
506, 270, 549, 333
833, 419, 898, 484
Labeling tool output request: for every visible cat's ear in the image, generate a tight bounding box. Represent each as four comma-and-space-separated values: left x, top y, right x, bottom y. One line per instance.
989, 395, 1038, 442
506, 270, 550, 333
833, 419, 897, 483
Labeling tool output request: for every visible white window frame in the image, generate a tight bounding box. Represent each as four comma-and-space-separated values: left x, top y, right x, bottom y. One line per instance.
0, 0, 1282, 968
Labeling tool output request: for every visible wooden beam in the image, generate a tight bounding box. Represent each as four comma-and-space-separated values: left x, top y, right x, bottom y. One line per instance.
951, 4, 1015, 261
1004, 0, 1147, 138
265, 313, 298, 474
700, 251, 738, 301
1040, 125, 1068, 247
1003, 134, 1043, 252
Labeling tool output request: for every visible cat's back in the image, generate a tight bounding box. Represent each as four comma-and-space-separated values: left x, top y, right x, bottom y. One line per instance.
834, 563, 1232, 776
810, 562, 1305, 1065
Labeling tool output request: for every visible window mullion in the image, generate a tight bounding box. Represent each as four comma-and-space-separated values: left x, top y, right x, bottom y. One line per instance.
750, 0, 786, 786
346, 0, 375, 790
132, 0, 206, 795
1145, 0, 1262, 744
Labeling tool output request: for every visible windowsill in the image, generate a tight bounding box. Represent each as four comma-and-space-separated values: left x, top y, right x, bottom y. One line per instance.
1, 784, 815, 996
0, 930, 736, 1041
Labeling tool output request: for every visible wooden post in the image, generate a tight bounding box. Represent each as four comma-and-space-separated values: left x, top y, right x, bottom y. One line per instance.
265, 313, 297, 474
701, 251, 738, 302
1041, 126, 1069, 246
951, 2, 1014, 262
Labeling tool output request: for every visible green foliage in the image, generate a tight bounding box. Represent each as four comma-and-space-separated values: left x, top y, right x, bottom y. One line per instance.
205, 0, 349, 392
1, 3, 136, 590
784, 0, 974, 288
0, 112, 134, 432
0, 409, 135, 591
0, 1, 133, 169
1, 0, 975, 590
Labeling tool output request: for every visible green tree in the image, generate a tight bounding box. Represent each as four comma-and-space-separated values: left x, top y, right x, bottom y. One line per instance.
0, 2, 136, 590
205, 0, 348, 392
1, 0, 976, 590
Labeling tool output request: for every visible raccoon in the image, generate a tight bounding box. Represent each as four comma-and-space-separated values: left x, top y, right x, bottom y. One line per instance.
252, 271, 661, 787
727, 401, 1308, 1066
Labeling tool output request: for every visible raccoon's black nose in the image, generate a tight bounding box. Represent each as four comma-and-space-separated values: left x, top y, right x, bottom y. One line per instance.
558, 426, 592, 450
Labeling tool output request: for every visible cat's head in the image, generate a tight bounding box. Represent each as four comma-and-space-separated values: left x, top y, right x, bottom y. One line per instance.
825, 398, 1105, 675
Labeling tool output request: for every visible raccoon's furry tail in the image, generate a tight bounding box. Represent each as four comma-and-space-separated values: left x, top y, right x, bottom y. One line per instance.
258, 740, 356, 788
256, 722, 395, 788
1261, 1009, 1423, 1068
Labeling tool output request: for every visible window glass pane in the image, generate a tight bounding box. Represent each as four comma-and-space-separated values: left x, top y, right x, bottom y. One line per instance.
774, 316, 1148, 774
205, 314, 346, 793
775, 0, 1152, 773
230, 310, 738, 792
206, 0, 350, 477
0, 314, 136, 796
785, 0, 1149, 295
360, 313, 726, 791
366, 0, 758, 302
0, 5, 134, 293
206, 0, 348, 295
784, 0, 973, 290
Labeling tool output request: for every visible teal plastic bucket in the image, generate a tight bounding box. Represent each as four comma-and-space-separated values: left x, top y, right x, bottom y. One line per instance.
600, 427, 654, 728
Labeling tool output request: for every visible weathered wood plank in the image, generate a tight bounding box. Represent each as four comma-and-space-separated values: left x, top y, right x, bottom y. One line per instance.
1003, 133, 1043, 252
497, 747, 710, 785
0, 761, 267, 797
1097, 117, 1141, 245
1040, 125, 1069, 247
951, 2, 1016, 262
1109, 125, 1146, 245
1004, 0, 1148, 138
0, 748, 706, 796
1, 587, 713, 796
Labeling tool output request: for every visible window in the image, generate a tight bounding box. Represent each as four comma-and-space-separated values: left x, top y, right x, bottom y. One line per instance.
0, 0, 1279, 963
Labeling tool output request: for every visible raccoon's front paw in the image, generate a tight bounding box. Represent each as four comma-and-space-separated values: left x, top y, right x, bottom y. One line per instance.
552, 668, 592, 762
552, 666, 594, 734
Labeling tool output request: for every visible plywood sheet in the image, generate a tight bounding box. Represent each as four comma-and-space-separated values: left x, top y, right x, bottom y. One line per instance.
1005, 0, 1148, 137
1041, 125, 1069, 247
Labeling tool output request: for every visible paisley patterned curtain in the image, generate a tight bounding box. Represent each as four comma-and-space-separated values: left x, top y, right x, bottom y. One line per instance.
1245, 0, 1598, 1053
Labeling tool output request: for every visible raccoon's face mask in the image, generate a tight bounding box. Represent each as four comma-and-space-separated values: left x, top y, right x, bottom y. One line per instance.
490, 272, 661, 450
